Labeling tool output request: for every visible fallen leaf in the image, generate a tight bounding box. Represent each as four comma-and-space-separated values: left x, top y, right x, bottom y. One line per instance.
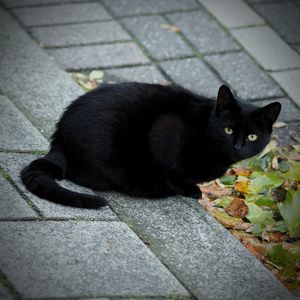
72, 72, 88, 82
230, 168, 252, 177
213, 210, 244, 228
278, 188, 300, 237
248, 171, 284, 194
214, 196, 233, 208
225, 198, 249, 218
258, 139, 277, 158
199, 181, 232, 199
272, 156, 279, 169
267, 244, 300, 267
243, 238, 268, 260
89, 70, 104, 81
279, 160, 291, 173
160, 24, 181, 32
215, 178, 225, 188
219, 175, 236, 185
262, 230, 287, 242
246, 203, 275, 226
273, 122, 287, 128
234, 180, 249, 194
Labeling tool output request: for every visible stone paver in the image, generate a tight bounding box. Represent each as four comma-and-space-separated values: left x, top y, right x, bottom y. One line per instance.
0, 174, 37, 220
2, 0, 83, 8
256, 98, 300, 122
30, 21, 131, 48
166, 10, 239, 54
0, 283, 13, 300
294, 44, 300, 54
0, 95, 49, 151
253, 2, 300, 44
122, 15, 193, 60
231, 26, 300, 71
12, 2, 111, 27
199, 0, 264, 28
205, 52, 283, 100
0, 7, 83, 138
160, 58, 223, 98
0, 153, 118, 220
48, 42, 150, 70
271, 70, 300, 107
273, 121, 300, 147
101, 0, 198, 16
103, 192, 293, 300
105, 65, 166, 84
0, 221, 188, 298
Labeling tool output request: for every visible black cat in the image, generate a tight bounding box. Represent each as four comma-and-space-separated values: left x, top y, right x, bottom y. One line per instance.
21, 83, 281, 209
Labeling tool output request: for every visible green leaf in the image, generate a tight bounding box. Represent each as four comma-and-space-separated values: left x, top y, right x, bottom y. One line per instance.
220, 175, 236, 185
271, 221, 288, 233
267, 244, 299, 267
281, 161, 300, 181
246, 203, 275, 226
255, 195, 275, 207
278, 189, 300, 237
88, 70, 104, 80
248, 171, 284, 194
251, 223, 265, 236
279, 160, 290, 173
214, 196, 232, 208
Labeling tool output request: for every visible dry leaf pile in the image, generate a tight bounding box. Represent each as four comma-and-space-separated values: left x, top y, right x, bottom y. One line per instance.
198, 141, 300, 296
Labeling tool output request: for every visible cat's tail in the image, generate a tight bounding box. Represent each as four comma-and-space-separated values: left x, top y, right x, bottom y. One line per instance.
20, 151, 107, 209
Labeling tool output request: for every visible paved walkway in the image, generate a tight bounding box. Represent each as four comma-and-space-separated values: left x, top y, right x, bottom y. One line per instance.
0, 0, 299, 299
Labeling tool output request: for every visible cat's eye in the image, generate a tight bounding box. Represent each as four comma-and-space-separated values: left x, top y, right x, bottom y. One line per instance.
248, 134, 257, 141
224, 127, 233, 135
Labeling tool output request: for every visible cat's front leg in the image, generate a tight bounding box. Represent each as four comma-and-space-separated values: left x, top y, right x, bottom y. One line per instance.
166, 177, 202, 199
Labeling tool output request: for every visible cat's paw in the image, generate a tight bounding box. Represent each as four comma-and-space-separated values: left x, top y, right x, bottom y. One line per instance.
183, 186, 202, 199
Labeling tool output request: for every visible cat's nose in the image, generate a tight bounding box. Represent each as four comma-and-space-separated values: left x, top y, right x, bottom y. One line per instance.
234, 140, 243, 151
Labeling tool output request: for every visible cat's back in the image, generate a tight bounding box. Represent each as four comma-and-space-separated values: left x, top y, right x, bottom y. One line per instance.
66, 81, 203, 114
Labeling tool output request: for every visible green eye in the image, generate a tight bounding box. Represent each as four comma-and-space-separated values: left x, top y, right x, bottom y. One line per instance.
224, 127, 233, 135
248, 134, 257, 141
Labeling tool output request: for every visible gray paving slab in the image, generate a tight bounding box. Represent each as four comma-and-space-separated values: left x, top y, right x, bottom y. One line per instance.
30, 21, 131, 48
12, 2, 111, 27
255, 98, 300, 122
48, 42, 150, 70
0, 283, 13, 300
166, 10, 239, 54
231, 26, 300, 71
253, 2, 300, 44
102, 192, 293, 300
246, 0, 283, 3
0, 221, 189, 298
205, 52, 283, 100
0, 95, 49, 151
199, 0, 264, 28
0, 174, 37, 220
271, 69, 300, 107
122, 15, 193, 60
0, 7, 83, 138
294, 44, 300, 54
105, 65, 167, 84
0, 153, 118, 220
273, 121, 300, 146
2, 0, 84, 8
100, 0, 198, 16
160, 58, 223, 98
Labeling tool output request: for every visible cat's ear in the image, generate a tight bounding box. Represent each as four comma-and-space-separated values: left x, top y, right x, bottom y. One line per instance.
259, 102, 281, 125
216, 85, 237, 114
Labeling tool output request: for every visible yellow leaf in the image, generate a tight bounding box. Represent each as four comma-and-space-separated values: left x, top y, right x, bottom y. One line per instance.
160, 24, 181, 32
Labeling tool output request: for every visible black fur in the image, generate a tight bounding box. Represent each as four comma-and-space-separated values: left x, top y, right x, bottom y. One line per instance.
21, 83, 281, 208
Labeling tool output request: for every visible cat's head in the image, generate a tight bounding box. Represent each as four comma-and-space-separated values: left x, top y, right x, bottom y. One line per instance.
208, 85, 281, 163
